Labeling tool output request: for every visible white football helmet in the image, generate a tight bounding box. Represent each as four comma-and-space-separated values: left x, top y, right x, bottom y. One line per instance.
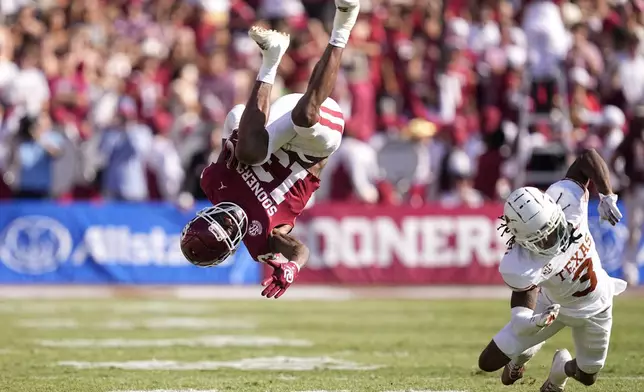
503, 187, 571, 257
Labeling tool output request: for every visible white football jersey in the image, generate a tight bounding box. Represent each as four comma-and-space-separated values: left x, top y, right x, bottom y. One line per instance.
499, 179, 620, 318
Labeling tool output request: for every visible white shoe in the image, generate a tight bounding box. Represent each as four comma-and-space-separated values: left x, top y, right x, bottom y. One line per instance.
540, 349, 572, 392
249, 26, 290, 68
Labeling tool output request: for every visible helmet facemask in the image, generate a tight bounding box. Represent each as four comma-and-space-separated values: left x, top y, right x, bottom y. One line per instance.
516, 208, 571, 257
181, 202, 248, 267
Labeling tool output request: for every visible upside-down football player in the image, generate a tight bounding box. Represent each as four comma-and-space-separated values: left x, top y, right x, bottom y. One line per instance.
477, 149, 628, 391
179, 0, 359, 298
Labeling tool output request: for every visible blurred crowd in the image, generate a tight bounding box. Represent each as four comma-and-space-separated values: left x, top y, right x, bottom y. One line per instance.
0, 0, 643, 208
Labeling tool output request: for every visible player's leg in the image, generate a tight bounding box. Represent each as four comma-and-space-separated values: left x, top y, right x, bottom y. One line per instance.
541, 307, 612, 391
567, 307, 612, 386
479, 320, 565, 386
236, 27, 290, 165
479, 292, 566, 384
291, 0, 359, 129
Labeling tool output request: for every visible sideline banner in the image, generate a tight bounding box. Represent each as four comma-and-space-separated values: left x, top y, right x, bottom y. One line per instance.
291, 202, 644, 285
0, 202, 259, 284
1, 201, 641, 285
291, 204, 508, 284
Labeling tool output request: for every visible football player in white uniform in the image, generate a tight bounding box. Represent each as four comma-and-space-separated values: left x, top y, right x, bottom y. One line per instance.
477, 149, 628, 392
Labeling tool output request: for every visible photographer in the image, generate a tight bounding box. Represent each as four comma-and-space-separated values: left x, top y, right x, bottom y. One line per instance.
6, 113, 63, 199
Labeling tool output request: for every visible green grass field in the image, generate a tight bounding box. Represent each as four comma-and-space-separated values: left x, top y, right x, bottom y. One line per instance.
0, 295, 642, 392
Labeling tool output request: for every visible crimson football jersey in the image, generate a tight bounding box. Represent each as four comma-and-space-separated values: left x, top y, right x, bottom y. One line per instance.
200, 131, 320, 260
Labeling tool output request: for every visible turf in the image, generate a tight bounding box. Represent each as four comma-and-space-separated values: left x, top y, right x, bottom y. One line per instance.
0, 297, 642, 392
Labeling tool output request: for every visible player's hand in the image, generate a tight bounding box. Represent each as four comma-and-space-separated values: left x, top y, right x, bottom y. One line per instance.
598, 193, 622, 226
532, 304, 560, 328
261, 259, 300, 299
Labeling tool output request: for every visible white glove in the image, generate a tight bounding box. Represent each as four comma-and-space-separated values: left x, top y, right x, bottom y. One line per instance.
532, 304, 560, 328
598, 193, 623, 226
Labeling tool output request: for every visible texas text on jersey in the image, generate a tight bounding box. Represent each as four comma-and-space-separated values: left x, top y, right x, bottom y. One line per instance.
200, 130, 320, 260
499, 179, 621, 318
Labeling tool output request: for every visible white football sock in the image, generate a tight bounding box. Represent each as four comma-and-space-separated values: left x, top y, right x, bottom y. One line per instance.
513, 343, 542, 367
257, 64, 278, 85
330, 5, 359, 48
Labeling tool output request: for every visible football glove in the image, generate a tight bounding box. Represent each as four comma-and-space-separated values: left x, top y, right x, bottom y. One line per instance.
533, 304, 561, 328
261, 259, 300, 299
598, 193, 622, 226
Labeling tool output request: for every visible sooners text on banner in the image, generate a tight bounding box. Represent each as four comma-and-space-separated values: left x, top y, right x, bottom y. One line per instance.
289, 202, 644, 285
291, 203, 508, 284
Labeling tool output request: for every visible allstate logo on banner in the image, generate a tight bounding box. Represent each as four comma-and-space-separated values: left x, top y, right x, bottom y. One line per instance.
587, 220, 630, 273
0, 216, 72, 275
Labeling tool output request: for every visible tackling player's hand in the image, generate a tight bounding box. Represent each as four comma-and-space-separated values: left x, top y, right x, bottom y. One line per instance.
261, 259, 300, 299
598, 193, 622, 225
532, 304, 560, 328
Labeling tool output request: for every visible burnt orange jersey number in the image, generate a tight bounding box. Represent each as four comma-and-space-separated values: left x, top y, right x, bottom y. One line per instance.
572, 258, 598, 297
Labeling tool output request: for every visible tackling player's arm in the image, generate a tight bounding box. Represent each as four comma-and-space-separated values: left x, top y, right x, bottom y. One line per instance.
565, 148, 623, 225
260, 225, 309, 299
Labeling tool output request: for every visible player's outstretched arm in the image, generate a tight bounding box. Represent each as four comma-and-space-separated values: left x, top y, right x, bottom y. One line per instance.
260, 226, 309, 299
565, 148, 623, 225
565, 148, 613, 194
268, 228, 310, 269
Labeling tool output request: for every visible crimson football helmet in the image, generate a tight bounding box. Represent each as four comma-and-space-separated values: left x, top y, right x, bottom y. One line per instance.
180, 202, 248, 267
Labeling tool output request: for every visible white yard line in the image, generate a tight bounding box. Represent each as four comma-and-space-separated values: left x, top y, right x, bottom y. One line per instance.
109, 390, 219, 392
18, 317, 255, 330
58, 357, 382, 371
0, 302, 219, 314
39, 336, 312, 348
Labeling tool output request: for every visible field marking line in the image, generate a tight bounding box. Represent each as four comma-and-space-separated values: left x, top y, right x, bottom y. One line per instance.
18, 317, 255, 330
38, 335, 312, 348
57, 356, 383, 371
601, 376, 644, 380
109, 390, 219, 392
0, 302, 220, 314
384, 390, 468, 392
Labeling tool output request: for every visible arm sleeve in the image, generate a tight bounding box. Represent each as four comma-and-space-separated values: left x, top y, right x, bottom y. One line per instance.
510, 306, 541, 336
502, 271, 537, 292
